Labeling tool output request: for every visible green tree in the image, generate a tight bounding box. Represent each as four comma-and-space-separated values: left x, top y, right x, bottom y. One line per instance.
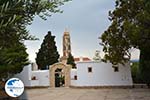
100, 0, 150, 86
0, 0, 70, 41
93, 50, 101, 61
0, 24, 29, 80
0, 29, 29, 79
130, 61, 143, 83
0, 43, 29, 80
36, 31, 60, 70
67, 53, 76, 68
0, 0, 70, 80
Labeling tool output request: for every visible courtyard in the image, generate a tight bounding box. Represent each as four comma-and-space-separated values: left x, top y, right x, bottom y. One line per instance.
26, 87, 150, 100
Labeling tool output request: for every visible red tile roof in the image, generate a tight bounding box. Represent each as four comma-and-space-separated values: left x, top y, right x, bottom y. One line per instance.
83, 57, 91, 61
74, 57, 91, 62
74, 58, 80, 62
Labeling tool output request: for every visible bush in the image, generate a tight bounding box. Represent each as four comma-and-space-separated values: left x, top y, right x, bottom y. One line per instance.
131, 62, 144, 83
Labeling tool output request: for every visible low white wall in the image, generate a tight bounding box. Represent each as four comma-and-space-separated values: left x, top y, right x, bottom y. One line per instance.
15, 64, 50, 87
15, 65, 32, 86
70, 69, 77, 86
32, 70, 49, 86
71, 61, 133, 87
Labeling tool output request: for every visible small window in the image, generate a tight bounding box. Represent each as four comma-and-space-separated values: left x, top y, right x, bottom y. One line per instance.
74, 75, 77, 80
31, 76, 36, 80
88, 67, 92, 73
114, 67, 119, 72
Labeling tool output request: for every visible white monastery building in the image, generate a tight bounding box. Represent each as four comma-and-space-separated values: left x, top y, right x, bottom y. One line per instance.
16, 30, 133, 88
71, 61, 132, 87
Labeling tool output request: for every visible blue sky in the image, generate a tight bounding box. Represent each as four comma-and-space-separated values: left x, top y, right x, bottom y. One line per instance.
25, 0, 139, 62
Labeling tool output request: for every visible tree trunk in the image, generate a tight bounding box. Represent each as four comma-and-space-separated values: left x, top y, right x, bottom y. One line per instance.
139, 47, 150, 87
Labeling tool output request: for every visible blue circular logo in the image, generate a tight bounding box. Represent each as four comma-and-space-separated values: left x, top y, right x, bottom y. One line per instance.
5, 78, 24, 97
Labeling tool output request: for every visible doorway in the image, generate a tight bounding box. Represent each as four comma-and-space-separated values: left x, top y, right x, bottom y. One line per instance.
50, 63, 71, 88
55, 68, 65, 87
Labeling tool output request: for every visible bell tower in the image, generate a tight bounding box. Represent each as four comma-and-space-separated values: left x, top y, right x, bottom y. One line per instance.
60, 29, 71, 64
63, 30, 71, 58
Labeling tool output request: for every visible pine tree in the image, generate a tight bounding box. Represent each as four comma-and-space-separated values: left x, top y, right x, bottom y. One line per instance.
36, 31, 60, 69
67, 53, 76, 68
0, 33, 29, 80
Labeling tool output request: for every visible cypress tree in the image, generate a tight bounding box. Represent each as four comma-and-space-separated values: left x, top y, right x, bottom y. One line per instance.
36, 31, 60, 69
67, 53, 76, 68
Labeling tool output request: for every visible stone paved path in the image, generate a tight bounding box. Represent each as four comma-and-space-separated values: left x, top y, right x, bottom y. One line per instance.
26, 88, 150, 100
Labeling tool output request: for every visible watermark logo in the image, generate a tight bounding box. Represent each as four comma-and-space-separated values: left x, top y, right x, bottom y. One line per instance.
5, 78, 24, 97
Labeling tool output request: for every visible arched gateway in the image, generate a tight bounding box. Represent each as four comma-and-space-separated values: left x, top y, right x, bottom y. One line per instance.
49, 63, 71, 87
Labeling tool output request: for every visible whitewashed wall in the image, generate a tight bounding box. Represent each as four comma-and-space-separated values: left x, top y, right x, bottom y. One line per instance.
32, 70, 49, 86
71, 61, 133, 87
70, 69, 77, 86
15, 65, 32, 86
15, 64, 50, 87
